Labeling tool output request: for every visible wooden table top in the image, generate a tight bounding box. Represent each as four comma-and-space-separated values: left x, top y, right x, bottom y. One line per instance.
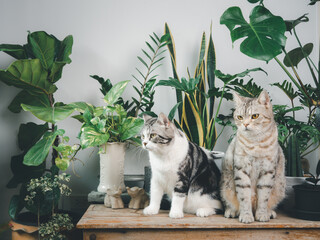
77, 204, 320, 230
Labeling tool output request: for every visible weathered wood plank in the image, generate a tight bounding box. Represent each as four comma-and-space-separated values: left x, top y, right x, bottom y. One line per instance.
83, 229, 320, 240
77, 204, 320, 230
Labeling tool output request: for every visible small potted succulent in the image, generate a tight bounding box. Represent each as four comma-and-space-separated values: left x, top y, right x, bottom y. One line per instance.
292, 160, 320, 220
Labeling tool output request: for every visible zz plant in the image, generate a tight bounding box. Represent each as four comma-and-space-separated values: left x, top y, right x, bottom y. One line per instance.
0, 31, 80, 222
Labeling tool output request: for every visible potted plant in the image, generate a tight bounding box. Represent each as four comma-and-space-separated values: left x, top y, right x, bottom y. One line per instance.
75, 80, 144, 193
0, 31, 81, 238
293, 160, 320, 220
220, 0, 320, 212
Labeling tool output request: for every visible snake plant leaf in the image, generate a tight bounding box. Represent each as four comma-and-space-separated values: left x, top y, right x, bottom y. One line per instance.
8, 90, 50, 113
104, 80, 130, 106
207, 28, 216, 119
198, 32, 206, 67
0, 59, 57, 95
18, 122, 49, 151
21, 103, 75, 123
283, 43, 313, 68
165, 23, 182, 120
220, 6, 286, 62
27, 31, 56, 70
119, 117, 144, 141
0, 44, 28, 59
23, 129, 65, 166
80, 126, 110, 149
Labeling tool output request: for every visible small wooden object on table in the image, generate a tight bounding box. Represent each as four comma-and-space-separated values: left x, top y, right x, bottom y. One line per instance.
77, 204, 320, 240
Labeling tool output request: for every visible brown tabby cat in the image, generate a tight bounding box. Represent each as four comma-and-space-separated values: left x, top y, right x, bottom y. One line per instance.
220, 90, 286, 223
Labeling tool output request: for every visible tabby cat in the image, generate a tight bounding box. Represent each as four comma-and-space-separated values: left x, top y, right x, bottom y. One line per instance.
220, 90, 286, 223
142, 113, 222, 218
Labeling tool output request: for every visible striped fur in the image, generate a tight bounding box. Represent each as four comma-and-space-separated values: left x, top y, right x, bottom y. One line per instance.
220, 91, 286, 223
142, 113, 222, 218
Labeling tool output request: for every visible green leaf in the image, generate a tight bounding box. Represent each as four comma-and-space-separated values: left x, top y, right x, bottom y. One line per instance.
272, 80, 298, 101
104, 80, 130, 105
18, 122, 48, 151
8, 90, 50, 113
283, 43, 313, 68
68, 101, 94, 113
55, 157, 69, 171
157, 77, 200, 94
23, 129, 65, 166
285, 14, 309, 32
7, 154, 45, 188
215, 68, 266, 83
21, 103, 75, 123
168, 102, 182, 121
9, 195, 23, 220
207, 28, 216, 119
0, 59, 57, 94
28, 31, 56, 70
220, 6, 286, 62
119, 118, 144, 141
80, 126, 110, 149
0, 44, 27, 59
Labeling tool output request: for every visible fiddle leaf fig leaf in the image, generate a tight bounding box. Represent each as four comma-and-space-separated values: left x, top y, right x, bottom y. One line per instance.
283, 43, 313, 68
104, 80, 130, 106
27, 31, 56, 70
8, 90, 50, 113
0, 59, 57, 95
21, 103, 75, 123
18, 122, 48, 151
220, 6, 286, 62
0, 44, 28, 59
23, 129, 65, 166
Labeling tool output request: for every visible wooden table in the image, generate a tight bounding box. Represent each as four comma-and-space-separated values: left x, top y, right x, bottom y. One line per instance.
77, 204, 320, 240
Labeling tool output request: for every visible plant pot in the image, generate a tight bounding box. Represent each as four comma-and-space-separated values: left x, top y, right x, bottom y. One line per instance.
97, 142, 126, 193
10, 220, 38, 240
281, 176, 306, 211
293, 184, 320, 221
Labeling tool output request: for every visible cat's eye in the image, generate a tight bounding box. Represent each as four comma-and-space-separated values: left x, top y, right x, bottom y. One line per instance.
237, 115, 243, 120
150, 133, 157, 139
251, 114, 259, 119
141, 135, 145, 140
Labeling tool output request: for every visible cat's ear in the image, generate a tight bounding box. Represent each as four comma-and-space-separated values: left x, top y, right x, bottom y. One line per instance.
257, 90, 271, 108
143, 114, 152, 122
233, 92, 244, 106
157, 112, 170, 127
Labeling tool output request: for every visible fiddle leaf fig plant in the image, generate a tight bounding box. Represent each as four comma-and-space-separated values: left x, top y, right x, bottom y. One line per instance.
0, 31, 78, 224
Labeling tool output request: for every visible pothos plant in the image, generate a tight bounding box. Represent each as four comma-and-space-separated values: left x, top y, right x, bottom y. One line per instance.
220, 0, 320, 175
0, 31, 81, 222
75, 80, 144, 151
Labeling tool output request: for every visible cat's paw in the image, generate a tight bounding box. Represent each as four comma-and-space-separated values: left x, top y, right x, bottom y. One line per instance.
196, 208, 214, 217
143, 206, 159, 215
224, 208, 238, 218
255, 210, 270, 222
169, 209, 184, 218
239, 212, 254, 223
270, 210, 277, 219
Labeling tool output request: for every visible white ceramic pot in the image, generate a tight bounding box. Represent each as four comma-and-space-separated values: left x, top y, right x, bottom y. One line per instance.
97, 142, 126, 193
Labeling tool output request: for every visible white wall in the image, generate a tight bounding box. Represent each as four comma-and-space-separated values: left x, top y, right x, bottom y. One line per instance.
0, 0, 318, 233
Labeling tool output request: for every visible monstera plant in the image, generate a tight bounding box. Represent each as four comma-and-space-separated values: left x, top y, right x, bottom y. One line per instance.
0, 31, 82, 229
220, 0, 320, 176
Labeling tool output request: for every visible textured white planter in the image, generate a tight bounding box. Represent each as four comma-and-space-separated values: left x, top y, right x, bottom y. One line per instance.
97, 142, 126, 193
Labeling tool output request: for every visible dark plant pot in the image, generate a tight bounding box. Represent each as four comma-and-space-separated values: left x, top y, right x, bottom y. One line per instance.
293, 184, 320, 221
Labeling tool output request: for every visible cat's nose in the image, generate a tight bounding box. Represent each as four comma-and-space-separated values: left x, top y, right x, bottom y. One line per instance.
143, 142, 147, 146
243, 123, 249, 127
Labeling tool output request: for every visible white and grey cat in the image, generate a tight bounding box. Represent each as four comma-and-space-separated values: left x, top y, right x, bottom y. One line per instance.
220, 90, 286, 223
142, 113, 222, 218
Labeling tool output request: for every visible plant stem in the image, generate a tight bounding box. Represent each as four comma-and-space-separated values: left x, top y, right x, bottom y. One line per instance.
37, 207, 40, 240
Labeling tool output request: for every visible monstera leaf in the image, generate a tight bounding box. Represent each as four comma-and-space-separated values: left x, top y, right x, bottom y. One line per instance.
0, 59, 57, 95
220, 5, 287, 62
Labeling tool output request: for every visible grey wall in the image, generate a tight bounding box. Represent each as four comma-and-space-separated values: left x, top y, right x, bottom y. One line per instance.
0, 0, 318, 237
